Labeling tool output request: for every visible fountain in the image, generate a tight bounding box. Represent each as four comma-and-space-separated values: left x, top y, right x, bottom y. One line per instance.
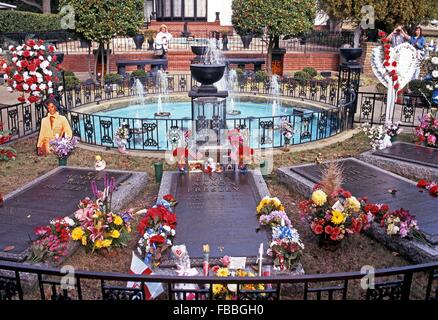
155, 69, 171, 117
132, 79, 145, 105
190, 39, 227, 94
269, 75, 281, 117
227, 69, 241, 115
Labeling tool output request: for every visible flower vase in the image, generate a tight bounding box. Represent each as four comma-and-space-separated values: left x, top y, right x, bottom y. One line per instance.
391, 135, 398, 143
58, 157, 68, 166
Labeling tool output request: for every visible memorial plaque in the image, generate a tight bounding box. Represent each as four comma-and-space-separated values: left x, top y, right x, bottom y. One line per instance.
0, 168, 132, 258
174, 172, 269, 258
373, 142, 438, 169
291, 159, 438, 242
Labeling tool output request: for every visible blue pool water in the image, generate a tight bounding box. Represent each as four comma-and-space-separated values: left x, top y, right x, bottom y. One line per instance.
95, 102, 297, 119
76, 101, 339, 150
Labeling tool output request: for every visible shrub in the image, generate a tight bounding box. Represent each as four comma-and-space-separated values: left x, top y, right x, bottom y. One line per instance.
64, 71, 81, 90
302, 67, 317, 78
234, 68, 246, 83
131, 69, 148, 78
293, 71, 312, 81
408, 79, 432, 99
0, 11, 61, 33
104, 73, 123, 84
254, 70, 269, 83
143, 29, 157, 40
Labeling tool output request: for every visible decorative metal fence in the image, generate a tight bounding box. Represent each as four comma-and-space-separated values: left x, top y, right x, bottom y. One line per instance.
63, 75, 346, 150
355, 92, 432, 128
0, 259, 437, 300
0, 30, 354, 54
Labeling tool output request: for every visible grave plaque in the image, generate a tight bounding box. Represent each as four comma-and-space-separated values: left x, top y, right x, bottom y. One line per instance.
291, 159, 438, 242
0, 167, 132, 259
174, 172, 269, 258
373, 142, 438, 169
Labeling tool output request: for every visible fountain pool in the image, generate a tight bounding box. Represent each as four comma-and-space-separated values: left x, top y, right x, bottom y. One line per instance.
70, 99, 342, 151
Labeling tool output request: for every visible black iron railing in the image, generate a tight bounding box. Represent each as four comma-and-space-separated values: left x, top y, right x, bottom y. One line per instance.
0, 259, 437, 300
355, 92, 432, 128
0, 30, 353, 54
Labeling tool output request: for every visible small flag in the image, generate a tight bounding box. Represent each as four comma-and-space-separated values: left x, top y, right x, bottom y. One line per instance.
127, 252, 164, 300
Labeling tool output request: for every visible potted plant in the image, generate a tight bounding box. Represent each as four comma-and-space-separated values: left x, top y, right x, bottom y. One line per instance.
143, 29, 158, 51
104, 73, 123, 91
49, 135, 78, 166
130, 69, 148, 85
240, 33, 253, 49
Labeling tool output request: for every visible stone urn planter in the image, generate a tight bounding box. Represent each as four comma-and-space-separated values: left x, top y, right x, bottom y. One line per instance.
240, 34, 253, 49
133, 34, 145, 50
79, 38, 91, 48
191, 45, 208, 56
340, 48, 363, 64
147, 38, 155, 51
190, 64, 226, 93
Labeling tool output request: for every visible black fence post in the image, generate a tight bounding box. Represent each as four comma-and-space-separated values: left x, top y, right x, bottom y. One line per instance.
338, 61, 362, 129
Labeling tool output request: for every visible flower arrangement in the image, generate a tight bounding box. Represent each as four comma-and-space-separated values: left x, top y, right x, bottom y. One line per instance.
416, 110, 437, 147
267, 225, 304, 271
115, 124, 130, 147
385, 121, 402, 138
377, 31, 401, 91
362, 123, 392, 150
300, 163, 371, 246
380, 208, 418, 238
0, 123, 17, 161
421, 52, 438, 104
300, 188, 371, 244
71, 175, 133, 252
136, 194, 178, 265
3, 39, 63, 104
227, 128, 254, 169
279, 117, 294, 146
256, 197, 285, 215
28, 217, 75, 263
256, 196, 303, 271
49, 135, 78, 159
210, 261, 266, 300
259, 210, 292, 228
417, 179, 438, 196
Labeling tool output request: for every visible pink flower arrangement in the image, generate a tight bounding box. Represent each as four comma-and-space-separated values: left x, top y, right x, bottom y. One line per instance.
28, 217, 74, 263
3, 39, 63, 104
416, 111, 437, 147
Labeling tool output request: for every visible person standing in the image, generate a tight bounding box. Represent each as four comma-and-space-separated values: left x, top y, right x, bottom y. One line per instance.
155, 24, 173, 71
388, 26, 406, 47
398, 26, 426, 79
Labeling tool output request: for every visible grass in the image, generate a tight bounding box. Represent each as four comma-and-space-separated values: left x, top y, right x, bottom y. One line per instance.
0, 131, 428, 300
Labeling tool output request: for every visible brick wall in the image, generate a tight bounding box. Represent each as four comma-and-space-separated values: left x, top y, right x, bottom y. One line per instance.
360, 41, 379, 76
62, 50, 340, 74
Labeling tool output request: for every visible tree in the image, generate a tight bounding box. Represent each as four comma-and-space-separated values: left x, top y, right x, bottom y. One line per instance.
319, 0, 438, 33
60, 0, 144, 84
232, 0, 317, 75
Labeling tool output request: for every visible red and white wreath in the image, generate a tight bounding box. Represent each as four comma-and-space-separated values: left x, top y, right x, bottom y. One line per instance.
2, 39, 63, 104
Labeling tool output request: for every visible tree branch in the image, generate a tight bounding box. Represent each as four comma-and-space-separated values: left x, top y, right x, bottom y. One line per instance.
20, 0, 43, 12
